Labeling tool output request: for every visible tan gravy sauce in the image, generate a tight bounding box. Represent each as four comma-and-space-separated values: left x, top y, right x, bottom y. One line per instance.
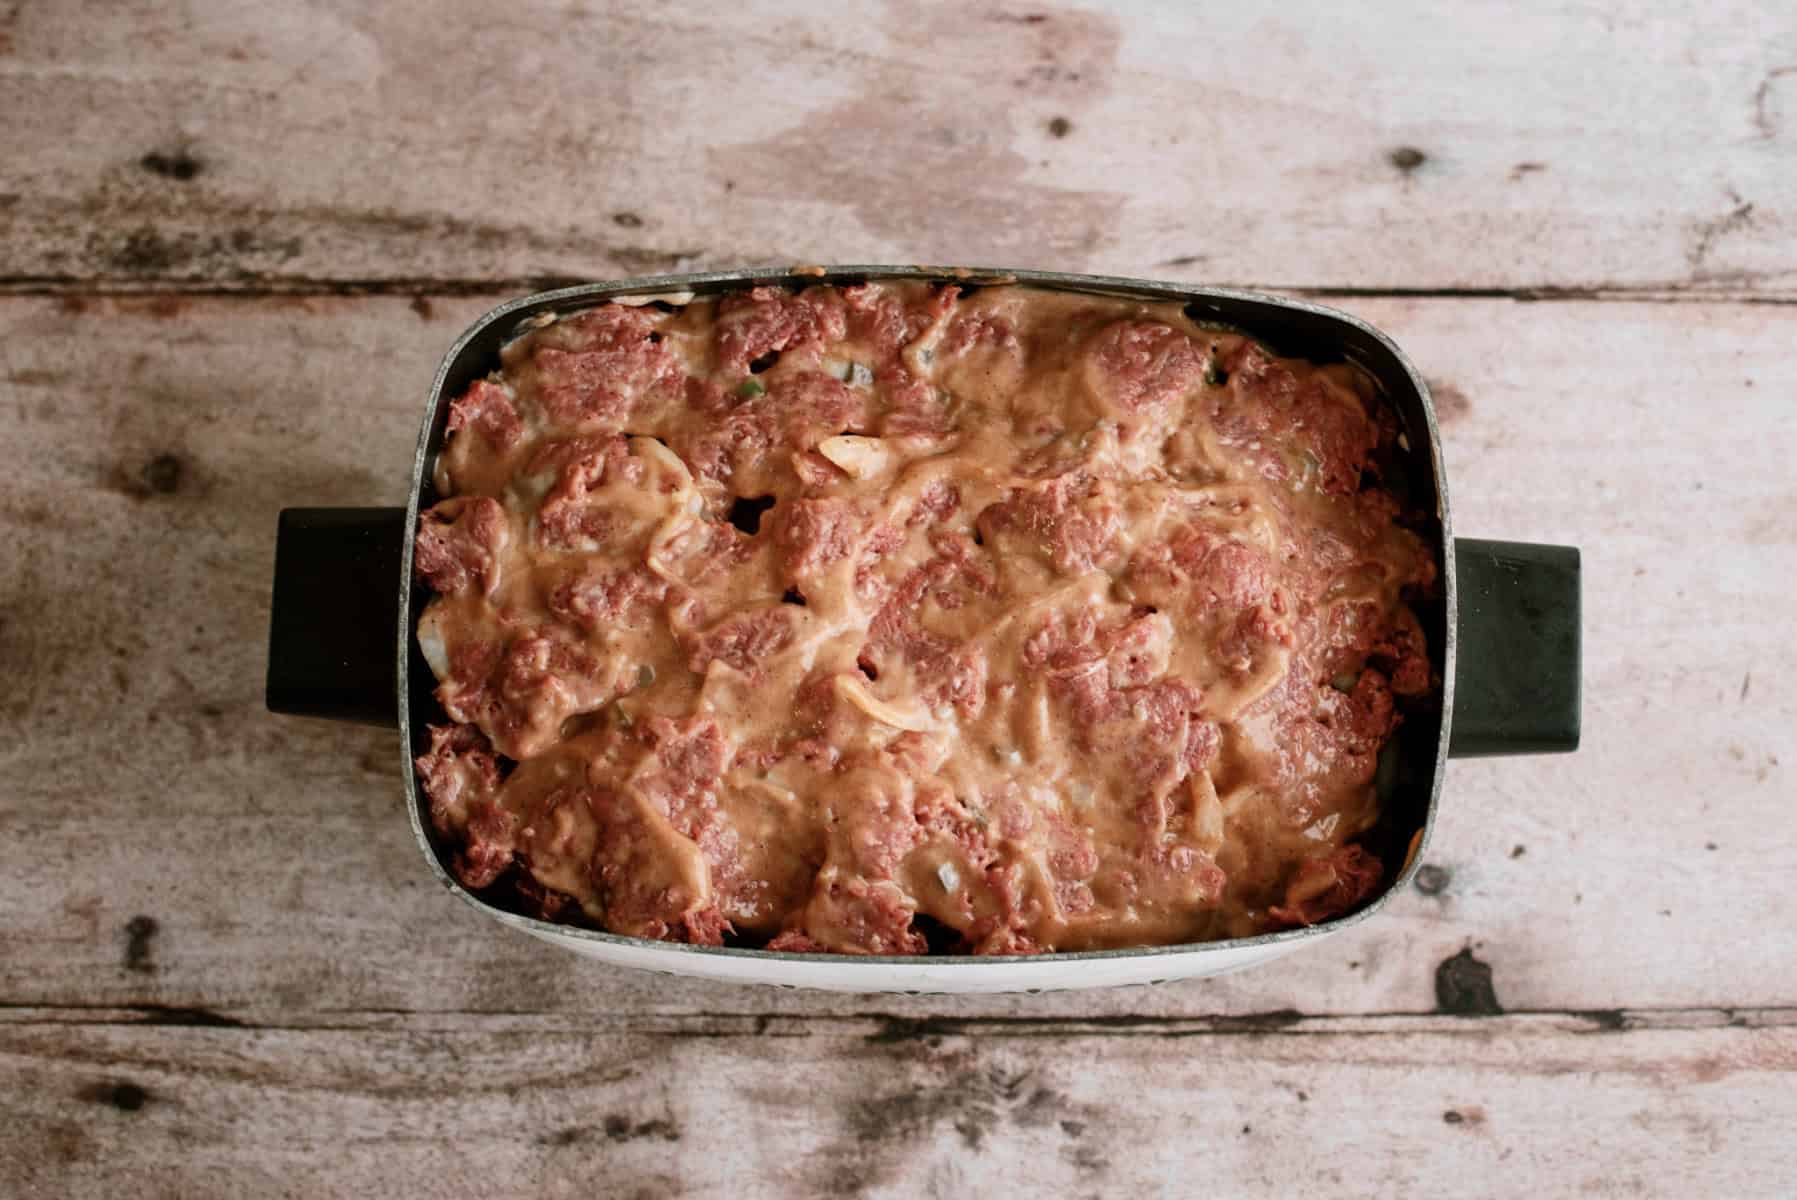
414, 282, 1436, 953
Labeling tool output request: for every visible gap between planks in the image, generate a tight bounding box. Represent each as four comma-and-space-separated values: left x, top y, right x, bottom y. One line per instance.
1, 278, 1795, 305
0, 1004, 1793, 1037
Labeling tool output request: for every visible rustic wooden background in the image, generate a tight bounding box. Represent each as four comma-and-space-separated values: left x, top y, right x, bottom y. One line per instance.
3, 2, 1795, 1196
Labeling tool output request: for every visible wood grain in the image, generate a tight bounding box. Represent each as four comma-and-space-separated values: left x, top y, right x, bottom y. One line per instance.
1, 293, 1791, 1023
6, 1013, 1795, 1199
1, 1, 1794, 293
7, 4, 1797, 1192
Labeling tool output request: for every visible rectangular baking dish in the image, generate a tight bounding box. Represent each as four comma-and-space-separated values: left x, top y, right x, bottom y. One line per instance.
266, 266, 1580, 993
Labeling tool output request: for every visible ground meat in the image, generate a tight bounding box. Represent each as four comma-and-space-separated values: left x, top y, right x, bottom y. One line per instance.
940, 309, 1021, 359
454, 802, 518, 889
441, 632, 624, 759
414, 722, 501, 835
862, 546, 996, 719
842, 283, 943, 366
774, 497, 864, 584
714, 286, 848, 374
586, 786, 708, 941
1268, 844, 1384, 927
977, 469, 1122, 576
533, 306, 682, 428
547, 564, 668, 633
1215, 341, 1378, 496
791, 874, 926, 956
414, 280, 1436, 954
445, 379, 522, 451
415, 496, 509, 597
876, 364, 956, 436
534, 435, 639, 551
685, 607, 797, 676
1085, 319, 1207, 415
633, 715, 727, 838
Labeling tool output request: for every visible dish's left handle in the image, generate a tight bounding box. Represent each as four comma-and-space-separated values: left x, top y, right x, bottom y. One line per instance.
266, 507, 407, 728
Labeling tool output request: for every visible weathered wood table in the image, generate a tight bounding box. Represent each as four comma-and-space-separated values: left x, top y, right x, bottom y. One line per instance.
4, 3, 1794, 1196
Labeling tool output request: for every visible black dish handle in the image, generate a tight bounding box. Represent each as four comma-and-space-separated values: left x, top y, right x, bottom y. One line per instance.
266, 507, 406, 728
1449, 538, 1581, 757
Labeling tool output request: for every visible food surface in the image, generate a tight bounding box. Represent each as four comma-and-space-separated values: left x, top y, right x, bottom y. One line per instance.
412, 280, 1436, 954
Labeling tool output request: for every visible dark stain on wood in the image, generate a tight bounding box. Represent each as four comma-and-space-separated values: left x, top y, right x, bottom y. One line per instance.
1436, 947, 1503, 1016
1582, 1009, 1628, 1032
1013, 1085, 1070, 1128
46, 1120, 93, 1163
130, 1004, 246, 1028
1509, 161, 1546, 180
78, 1080, 151, 1112
1388, 146, 1427, 172
1740, 671, 1751, 701
612, 211, 645, 228
1752, 65, 1796, 139
1511, 844, 1526, 858
1413, 863, 1451, 895
95, 224, 304, 276
538, 1127, 590, 1147
601, 1114, 681, 1143
1444, 1105, 1487, 1126
1048, 115, 1073, 138
846, 1076, 1006, 1151
110, 227, 186, 273
1431, 382, 1472, 424
124, 914, 159, 972
140, 454, 184, 495
868, 1009, 1304, 1043
140, 149, 204, 181
1688, 190, 1755, 273
410, 296, 435, 320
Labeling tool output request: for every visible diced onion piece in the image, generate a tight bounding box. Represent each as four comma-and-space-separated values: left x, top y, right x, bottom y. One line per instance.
1302, 812, 1341, 842
630, 435, 696, 494
937, 861, 961, 892
833, 674, 938, 732
416, 607, 450, 680
817, 435, 893, 480
609, 290, 695, 307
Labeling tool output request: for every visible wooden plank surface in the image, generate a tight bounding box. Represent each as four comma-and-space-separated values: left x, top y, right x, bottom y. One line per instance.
6, 2, 1797, 1194
6, 1013, 1795, 1199
2, 1, 1794, 293
1, 293, 1792, 1022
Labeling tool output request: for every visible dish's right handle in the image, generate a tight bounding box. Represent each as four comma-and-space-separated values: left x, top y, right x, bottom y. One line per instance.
1449, 538, 1581, 757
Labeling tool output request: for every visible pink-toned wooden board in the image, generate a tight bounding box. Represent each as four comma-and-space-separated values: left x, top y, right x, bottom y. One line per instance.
4, 1, 1796, 1194
4, 1013, 1794, 1200
3, 292, 1790, 1018
1, 1, 1793, 294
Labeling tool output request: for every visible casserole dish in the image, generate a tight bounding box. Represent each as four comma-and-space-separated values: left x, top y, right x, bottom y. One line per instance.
266, 266, 1580, 993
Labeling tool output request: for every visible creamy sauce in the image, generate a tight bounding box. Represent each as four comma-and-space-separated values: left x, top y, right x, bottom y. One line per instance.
412, 282, 1436, 954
